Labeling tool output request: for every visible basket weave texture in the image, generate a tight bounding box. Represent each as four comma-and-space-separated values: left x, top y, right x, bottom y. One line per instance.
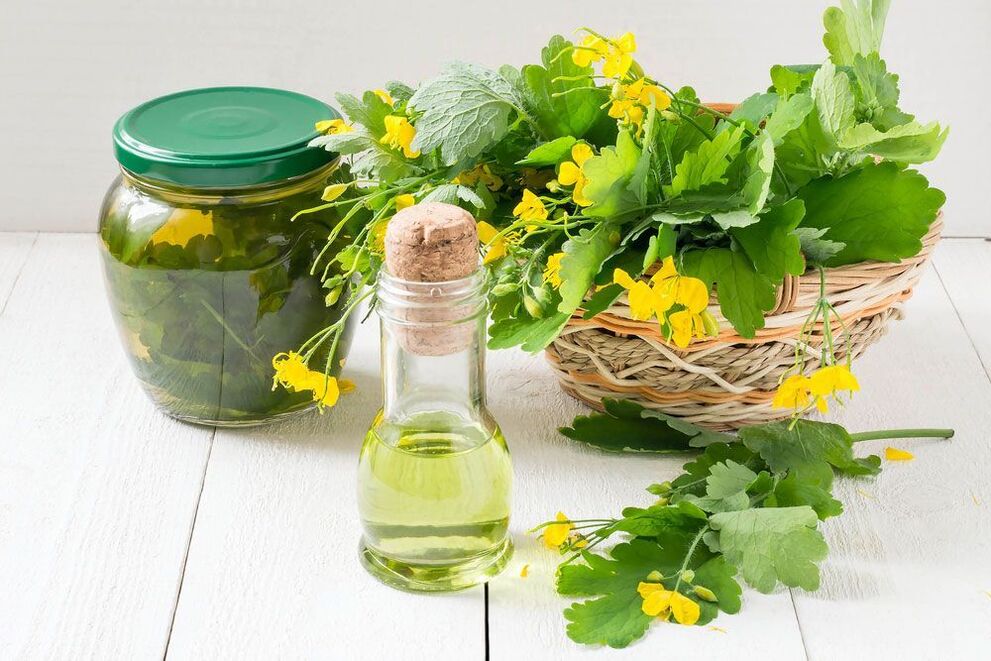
545, 218, 942, 430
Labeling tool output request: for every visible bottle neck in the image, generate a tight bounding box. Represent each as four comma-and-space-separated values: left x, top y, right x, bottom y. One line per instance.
376, 269, 488, 422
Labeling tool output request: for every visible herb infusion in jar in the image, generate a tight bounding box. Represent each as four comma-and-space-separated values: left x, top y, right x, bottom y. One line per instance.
357, 203, 513, 592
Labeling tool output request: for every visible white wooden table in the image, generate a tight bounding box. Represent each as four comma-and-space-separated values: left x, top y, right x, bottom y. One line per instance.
1, 233, 989, 661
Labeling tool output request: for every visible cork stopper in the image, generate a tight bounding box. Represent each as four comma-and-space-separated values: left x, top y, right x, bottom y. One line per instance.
385, 202, 478, 282
381, 203, 483, 356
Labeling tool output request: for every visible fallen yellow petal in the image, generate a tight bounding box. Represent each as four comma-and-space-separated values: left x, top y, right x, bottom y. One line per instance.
520, 564, 529, 578
708, 626, 727, 634
885, 447, 915, 461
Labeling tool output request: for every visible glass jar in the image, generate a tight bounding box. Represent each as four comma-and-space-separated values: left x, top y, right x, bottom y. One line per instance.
357, 268, 513, 592
99, 87, 355, 426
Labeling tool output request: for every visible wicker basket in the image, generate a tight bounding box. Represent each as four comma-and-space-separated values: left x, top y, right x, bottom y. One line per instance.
545, 217, 942, 431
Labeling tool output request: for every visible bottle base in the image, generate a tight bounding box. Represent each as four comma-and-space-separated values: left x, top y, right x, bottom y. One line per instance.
359, 537, 513, 593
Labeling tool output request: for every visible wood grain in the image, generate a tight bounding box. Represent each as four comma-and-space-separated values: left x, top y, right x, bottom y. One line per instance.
789, 252, 991, 660
0, 234, 213, 660
164, 307, 486, 660
0, 232, 36, 314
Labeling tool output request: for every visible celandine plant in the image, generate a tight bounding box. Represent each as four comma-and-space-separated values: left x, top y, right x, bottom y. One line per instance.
274, 0, 945, 420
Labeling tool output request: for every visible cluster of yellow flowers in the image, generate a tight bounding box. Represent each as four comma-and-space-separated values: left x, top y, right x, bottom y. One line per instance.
272, 351, 354, 410
612, 258, 716, 348
571, 31, 637, 78
453, 163, 504, 191
772, 364, 860, 414
608, 78, 671, 131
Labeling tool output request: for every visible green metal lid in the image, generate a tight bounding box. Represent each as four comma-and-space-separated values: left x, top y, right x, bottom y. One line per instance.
113, 87, 339, 187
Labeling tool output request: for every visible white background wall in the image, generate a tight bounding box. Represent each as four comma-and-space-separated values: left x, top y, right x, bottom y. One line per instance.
1, 0, 987, 236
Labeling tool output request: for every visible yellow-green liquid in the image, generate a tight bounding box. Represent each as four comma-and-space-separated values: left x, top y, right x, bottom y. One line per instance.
357, 410, 512, 591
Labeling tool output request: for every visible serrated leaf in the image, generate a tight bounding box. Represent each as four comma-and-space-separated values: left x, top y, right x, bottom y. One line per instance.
686, 460, 759, 513
730, 199, 806, 285
582, 131, 641, 218
742, 132, 775, 214
709, 506, 828, 592
516, 136, 578, 167
839, 120, 947, 164
797, 162, 945, 265
682, 247, 777, 338
729, 93, 778, 129
671, 442, 759, 497
823, 0, 891, 66
766, 473, 844, 520
811, 61, 856, 144
487, 310, 570, 353
334, 91, 393, 137
664, 126, 746, 198
770, 64, 818, 98
308, 131, 376, 154
522, 35, 602, 139
557, 225, 618, 313
409, 62, 522, 165
559, 398, 699, 454
764, 93, 815, 145
793, 227, 846, 266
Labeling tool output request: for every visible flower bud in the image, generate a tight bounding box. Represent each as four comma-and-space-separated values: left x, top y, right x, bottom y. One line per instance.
693, 586, 718, 602
523, 293, 544, 318
701, 310, 720, 337
680, 569, 695, 584
646, 570, 664, 582
491, 283, 517, 296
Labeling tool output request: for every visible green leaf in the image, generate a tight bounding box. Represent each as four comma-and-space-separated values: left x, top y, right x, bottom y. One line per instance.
770, 64, 818, 98
671, 442, 759, 497
582, 131, 642, 218
793, 227, 846, 266
308, 131, 377, 155
557, 225, 618, 314
487, 310, 570, 353
729, 93, 778, 129
730, 199, 806, 284
708, 506, 828, 592
693, 556, 743, 614
838, 120, 948, 164
711, 210, 759, 230
740, 419, 881, 490
766, 473, 844, 520
742, 132, 775, 214
559, 399, 699, 453
851, 53, 899, 120
334, 91, 393, 137
685, 460, 759, 513
797, 162, 945, 265
811, 61, 856, 145
612, 501, 708, 537
409, 62, 523, 165
522, 35, 603, 140
581, 283, 623, 319
823, 0, 891, 66
764, 93, 814, 145
664, 126, 746, 198
516, 136, 577, 167
682, 247, 777, 338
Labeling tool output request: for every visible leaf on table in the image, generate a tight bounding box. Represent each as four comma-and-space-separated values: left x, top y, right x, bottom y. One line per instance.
409, 62, 524, 165
730, 198, 806, 285
487, 310, 570, 353
796, 161, 945, 265
739, 419, 881, 491
681, 247, 777, 338
670, 442, 759, 497
559, 399, 699, 454
708, 506, 828, 592
765, 473, 845, 520
683, 460, 760, 513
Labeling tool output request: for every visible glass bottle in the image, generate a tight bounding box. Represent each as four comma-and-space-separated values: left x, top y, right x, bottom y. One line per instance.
357, 268, 513, 592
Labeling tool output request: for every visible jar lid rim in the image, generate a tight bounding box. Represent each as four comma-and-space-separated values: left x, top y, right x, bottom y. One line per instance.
112, 86, 339, 187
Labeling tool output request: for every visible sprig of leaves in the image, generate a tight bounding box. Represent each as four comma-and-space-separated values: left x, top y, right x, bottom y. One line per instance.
549, 399, 952, 648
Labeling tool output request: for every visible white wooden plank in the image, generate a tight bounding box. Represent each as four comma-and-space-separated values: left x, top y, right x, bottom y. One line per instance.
164, 310, 486, 660
790, 249, 991, 660
485, 349, 806, 658
933, 239, 991, 371
0, 232, 37, 312
0, 234, 213, 660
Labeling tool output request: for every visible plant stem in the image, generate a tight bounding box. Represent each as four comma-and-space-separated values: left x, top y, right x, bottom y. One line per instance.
850, 429, 955, 442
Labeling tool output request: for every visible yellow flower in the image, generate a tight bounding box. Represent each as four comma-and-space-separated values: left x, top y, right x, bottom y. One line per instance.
613, 268, 665, 321
151, 209, 214, 248
669, 591, 701, 626
315, 118, 353, 134
609, 78, 671, 129
668, 309, 706, 349
544, 252, 565, 288
640, 585, 673, 617
558, 143, 594, 207
885, 447, 915, 461
272, 352, 350, 410
543, 512, 573, 549
571, 34, 609, 67
772, 373, 816, 412
477, 221, 507, 265
380, 115, 420, 158
512, 189, 549, 223
809, 365, 860, 402
602, 32, 637, 78
394, 193, 416, 210
321, 183, 349, 202
454, 163, 503, 191
372, 218, 390, 252
373, 89, 394, 106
